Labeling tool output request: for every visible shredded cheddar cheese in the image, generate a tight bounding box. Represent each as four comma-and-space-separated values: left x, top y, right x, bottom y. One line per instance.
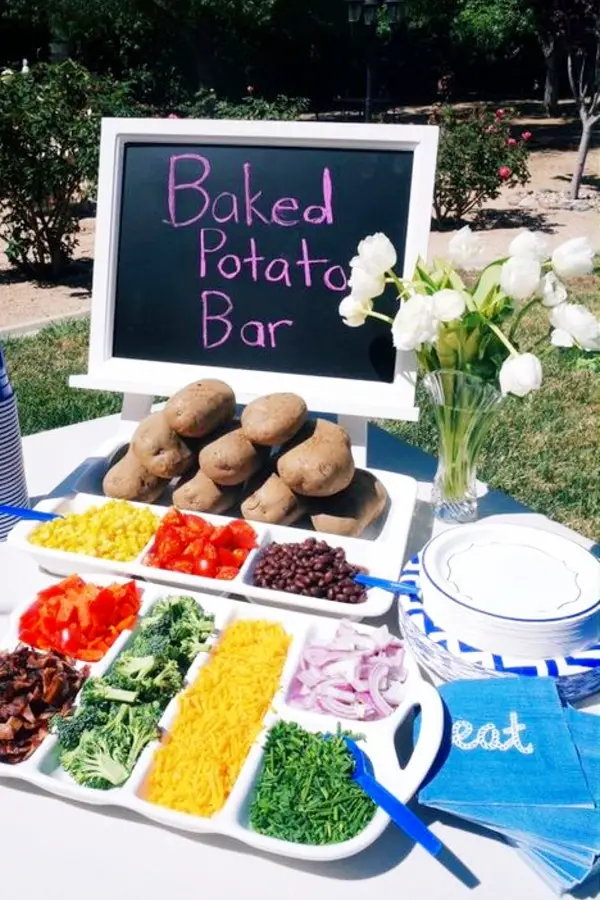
144, 619, 291, 817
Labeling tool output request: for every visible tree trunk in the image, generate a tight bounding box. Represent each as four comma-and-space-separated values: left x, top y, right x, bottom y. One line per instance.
541, 38, 559, 116
570, 120, 594, 200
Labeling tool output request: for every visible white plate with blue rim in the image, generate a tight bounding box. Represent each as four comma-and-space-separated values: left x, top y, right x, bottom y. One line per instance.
420, 523, 600, 659
397, 553, 600, 704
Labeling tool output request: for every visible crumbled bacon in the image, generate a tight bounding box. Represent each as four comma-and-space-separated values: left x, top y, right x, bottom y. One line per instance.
0, 644, 88, 764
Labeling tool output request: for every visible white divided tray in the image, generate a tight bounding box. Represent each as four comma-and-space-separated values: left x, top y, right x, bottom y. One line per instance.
8, 475, 417, 620
0, 574, 444, 862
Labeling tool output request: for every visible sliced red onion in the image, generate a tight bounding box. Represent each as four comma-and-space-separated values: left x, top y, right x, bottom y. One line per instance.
288, 621, 406, 721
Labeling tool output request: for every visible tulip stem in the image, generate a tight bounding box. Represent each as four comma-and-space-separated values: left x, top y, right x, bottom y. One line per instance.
487, 322, 517, 356
368, 311, 394, 325
386, 269, 410, 299
508, 298, 541, 343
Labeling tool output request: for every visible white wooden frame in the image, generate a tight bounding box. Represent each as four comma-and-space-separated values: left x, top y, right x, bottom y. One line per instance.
70, 118, 439, 464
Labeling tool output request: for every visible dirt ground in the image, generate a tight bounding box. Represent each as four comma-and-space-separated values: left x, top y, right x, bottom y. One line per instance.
0, 109, 598, 332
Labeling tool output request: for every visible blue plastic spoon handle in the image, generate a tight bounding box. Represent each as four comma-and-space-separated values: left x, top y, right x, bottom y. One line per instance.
355, 770, 442, 857
0, 504, 61, 522
354, 573, 417, 595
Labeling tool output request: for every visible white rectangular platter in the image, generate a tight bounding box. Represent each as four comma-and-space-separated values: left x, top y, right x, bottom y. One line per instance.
9, 466, 417, 621
0, 574, 443, 862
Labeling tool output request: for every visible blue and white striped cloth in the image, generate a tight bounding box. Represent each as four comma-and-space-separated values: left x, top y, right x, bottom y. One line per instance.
0, 344, 28, 541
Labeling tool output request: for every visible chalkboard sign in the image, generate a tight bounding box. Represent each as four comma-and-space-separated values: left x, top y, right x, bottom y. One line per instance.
113, 143, 412, 383
73, 119, 438, 422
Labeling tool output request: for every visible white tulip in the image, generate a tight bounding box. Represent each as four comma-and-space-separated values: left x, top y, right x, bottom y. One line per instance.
549, 303, 600, 351
550, 328, 575, 348
352, 232, 397, 276
348, 262, 385, 300
508, 230, 550, 262
432, 288, 466, 322
539, 271, 567, 307
551, 237, 595, 279
447, 226, 483, 269
391, 294, 439, 351
500, 256, 541, 302
499, 353, 543, 397
338, 293, 373, 327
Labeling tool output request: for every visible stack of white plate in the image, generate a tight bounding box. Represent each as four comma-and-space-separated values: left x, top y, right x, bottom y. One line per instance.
0, 354, 29, 542
420, 523, 600, 659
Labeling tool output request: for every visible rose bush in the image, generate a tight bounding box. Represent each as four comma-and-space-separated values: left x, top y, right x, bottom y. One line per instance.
431, 105, 531, 225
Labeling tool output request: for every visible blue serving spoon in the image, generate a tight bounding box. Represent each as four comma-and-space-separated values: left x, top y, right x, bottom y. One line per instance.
0, 504, 62, 523
331, 734, 442, 858
354, 573, 418, 596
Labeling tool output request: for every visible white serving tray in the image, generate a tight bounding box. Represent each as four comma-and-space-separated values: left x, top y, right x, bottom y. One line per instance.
0, 574, 444, 863
9, 471, 417, 621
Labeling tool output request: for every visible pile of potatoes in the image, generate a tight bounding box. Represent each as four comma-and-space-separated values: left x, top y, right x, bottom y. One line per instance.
102, 379, 388, 538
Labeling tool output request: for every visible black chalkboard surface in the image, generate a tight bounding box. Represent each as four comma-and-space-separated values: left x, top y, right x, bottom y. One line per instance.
113, 142, 414, 383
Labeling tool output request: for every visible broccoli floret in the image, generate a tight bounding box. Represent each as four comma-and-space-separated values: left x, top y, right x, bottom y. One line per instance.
129, 630, 173, 660
52, 703, 110, 751
123, 702, 161, 768
60, 730, 131, 790
81, 677, 138, 707
179, 632, 211, 664
59, 702, 161, 790
107, 653, 157, 691
142, 659, 183, 702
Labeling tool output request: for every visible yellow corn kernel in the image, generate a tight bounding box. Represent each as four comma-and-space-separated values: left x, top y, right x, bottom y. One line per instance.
28, 500, 159, 561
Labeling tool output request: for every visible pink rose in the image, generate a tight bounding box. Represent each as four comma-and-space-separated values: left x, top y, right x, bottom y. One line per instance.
495, 108, 506, 120
498, 165, 512, 181
521, 130, 532, 141
507, 137, 517, 147
167, 113, 179, 119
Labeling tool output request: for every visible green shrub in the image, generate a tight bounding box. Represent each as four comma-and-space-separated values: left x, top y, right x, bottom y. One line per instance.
0, 60, 142, 279
431, 105, 531, 224
181, 87, 310, 121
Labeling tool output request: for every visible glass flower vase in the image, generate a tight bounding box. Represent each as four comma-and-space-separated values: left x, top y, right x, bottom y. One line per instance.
423, 370, 504, 524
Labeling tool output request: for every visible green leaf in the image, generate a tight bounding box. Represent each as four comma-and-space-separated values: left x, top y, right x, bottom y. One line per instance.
473, 262, 503, 307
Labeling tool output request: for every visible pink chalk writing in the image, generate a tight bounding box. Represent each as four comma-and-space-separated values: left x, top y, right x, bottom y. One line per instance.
199, 230, 346, 292
271, 197, 300, 226
323, 265, 348, 292
199, 228, 227, 278
296, 238, 328, 288
264, 258, 292, 287
167, 154, 334, 229
201, 290, 293, 350
168, 154, 210, 228
201, 290, 233, 349
243, 238, 265, 282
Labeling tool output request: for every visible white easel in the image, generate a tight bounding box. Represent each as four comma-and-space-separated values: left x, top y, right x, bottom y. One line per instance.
70, 118, 439, 468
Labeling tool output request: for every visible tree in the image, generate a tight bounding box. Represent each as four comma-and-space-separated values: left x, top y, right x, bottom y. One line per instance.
563, 0, 600, 197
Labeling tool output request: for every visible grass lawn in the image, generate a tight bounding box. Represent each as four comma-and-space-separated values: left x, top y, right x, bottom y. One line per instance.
2, 280, 599, 541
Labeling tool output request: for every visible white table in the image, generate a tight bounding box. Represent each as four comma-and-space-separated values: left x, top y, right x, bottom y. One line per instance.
1, 416, 598, 900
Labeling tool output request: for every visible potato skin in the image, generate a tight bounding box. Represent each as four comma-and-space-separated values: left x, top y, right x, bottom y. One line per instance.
309, 469, 388, 537
276, 418, 355, 497
241, 472, 305, 525
241, 393, 307, 447
173, 469, 239, 514
130, 411, 195, 479
102, 449, 167, 503
199, 427, 268, 486
164, 380, 236, 439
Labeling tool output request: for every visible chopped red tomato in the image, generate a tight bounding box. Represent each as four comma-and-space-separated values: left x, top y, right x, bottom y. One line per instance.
144, 508, 258, 582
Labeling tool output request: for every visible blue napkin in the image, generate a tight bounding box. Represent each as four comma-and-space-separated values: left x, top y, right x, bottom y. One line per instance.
417, 678, 595, 809
564, 706, 600, 805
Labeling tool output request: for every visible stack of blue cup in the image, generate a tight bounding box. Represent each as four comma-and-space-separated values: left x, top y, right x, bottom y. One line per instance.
0, 343, 29, 541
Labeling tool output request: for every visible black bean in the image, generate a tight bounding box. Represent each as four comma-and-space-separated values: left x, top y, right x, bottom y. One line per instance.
251, 538, 367, 604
